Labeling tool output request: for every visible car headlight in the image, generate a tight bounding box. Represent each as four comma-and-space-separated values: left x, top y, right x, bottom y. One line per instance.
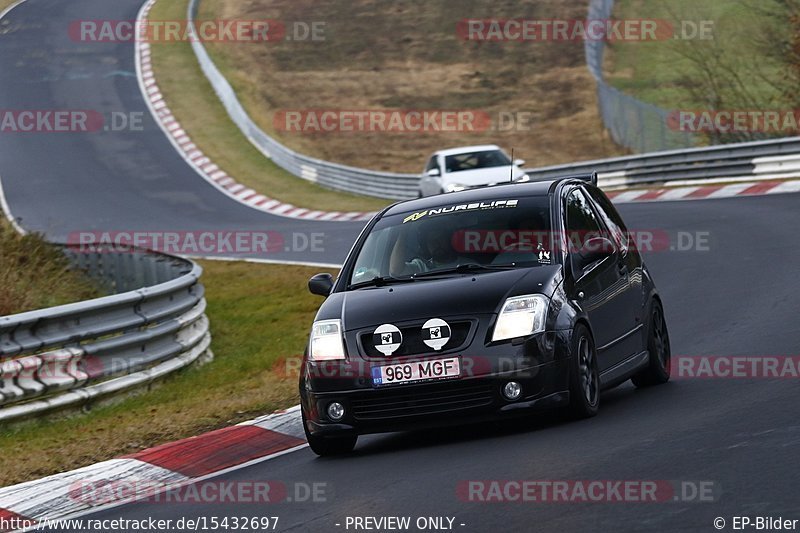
309, 319, 346, 361
446, 183, 467, 192
514, 174, 531, 183
492, 294, 549, 342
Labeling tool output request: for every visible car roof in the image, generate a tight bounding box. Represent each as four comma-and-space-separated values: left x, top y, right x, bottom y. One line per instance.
432, 144, 502, 157
384, 179, 560, 217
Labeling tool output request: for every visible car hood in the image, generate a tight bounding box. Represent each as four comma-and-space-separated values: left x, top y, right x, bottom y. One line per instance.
316, 265, 562, 331
440, 166, 525, 187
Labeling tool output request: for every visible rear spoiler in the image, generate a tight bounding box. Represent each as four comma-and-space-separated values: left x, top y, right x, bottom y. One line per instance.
528, 171, 598, 186
563, 172, 598, 186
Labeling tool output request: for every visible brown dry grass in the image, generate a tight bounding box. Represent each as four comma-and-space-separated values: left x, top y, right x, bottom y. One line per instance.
0, 220, 101, 316
200, 0, 626, 173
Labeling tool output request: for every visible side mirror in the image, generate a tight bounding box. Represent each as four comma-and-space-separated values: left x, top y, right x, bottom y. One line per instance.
308, 273, 334, 297
426, 168, 441, 177
575, 237, 616, 271
513, 158, 526, 167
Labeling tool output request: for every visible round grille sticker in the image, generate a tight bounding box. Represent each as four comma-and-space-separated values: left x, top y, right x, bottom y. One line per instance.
373, 324, 402, 356
422, 318, 451, 351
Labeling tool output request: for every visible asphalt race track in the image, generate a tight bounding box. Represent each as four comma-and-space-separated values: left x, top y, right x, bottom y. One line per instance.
0, 0, 363, 264
61, 194, 800, 532
2, 1, 799, 532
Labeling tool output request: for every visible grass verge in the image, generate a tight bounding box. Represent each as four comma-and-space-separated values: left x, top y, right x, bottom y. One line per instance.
198, 0, 623, 172
0, 260, 331, 487
0, 220, 101, 316
147, 0, 390, 213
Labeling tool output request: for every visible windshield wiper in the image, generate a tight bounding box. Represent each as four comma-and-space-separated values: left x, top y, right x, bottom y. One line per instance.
350, 264, 517, 288
412, 263, 517, 279
348, 275, 415, 290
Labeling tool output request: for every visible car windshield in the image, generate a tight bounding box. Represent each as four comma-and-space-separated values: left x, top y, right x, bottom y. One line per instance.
444, 149, 511, 173
349, 196, 553, 287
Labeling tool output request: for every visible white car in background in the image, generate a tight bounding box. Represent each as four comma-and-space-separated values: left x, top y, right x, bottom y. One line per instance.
418, 145, 530, 197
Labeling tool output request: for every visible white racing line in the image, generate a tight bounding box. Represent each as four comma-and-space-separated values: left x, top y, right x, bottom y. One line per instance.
0, 0, 30, 236
0, 0, 344, 267
0, 172, 27, 235
0, 169, 345, 269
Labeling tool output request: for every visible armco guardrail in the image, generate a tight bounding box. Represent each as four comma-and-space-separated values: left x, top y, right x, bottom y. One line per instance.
185, 0, 800, 201
186, 0, 420, 200
0, 246, 211, 423
523, 136, 800, 189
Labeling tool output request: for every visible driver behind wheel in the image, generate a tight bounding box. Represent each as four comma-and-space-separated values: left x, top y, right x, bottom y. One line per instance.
391, 224, 471, 275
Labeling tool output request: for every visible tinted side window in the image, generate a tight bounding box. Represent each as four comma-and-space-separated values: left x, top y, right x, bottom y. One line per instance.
585, 186, 629, 254
565, 189, 603, 251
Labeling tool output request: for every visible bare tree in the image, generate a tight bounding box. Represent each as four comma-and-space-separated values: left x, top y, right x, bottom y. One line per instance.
747, 0, 800, 104
662, 0, 797, 143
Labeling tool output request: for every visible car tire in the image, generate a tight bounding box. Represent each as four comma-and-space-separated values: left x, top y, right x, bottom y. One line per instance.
302, 409, 357, 457
567, 323, 600, 418
631, 300, 671, 388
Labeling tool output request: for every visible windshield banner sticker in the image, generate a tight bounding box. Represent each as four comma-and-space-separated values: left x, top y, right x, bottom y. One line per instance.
402, 199, 519, 223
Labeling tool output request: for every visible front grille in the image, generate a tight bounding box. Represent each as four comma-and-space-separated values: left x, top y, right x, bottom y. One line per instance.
359, 320, 473, 358
350, 381, 494, 420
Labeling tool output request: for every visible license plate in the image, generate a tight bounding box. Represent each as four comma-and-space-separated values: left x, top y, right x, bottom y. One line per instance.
372, 357, 461, 387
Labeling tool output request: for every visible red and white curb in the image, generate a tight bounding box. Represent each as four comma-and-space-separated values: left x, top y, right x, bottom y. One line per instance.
134, 0, 373, 223
0, 406, 305, 531
605, 179, 800, 203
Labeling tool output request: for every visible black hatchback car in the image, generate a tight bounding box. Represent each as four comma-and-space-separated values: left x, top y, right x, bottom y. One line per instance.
300, 175, 670, 455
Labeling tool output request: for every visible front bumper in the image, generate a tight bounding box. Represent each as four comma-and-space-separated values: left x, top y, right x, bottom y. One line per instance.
300, 338, 572, 437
